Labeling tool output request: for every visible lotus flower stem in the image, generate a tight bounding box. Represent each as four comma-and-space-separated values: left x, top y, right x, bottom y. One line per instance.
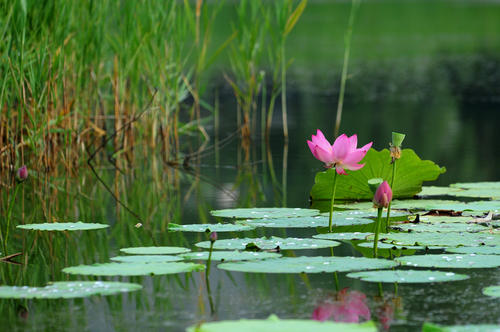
373, 207, 383, 258
330, 247, 340, 291
328, 170, 339, 233
205, 232, 217, 314
385, 161, 396, 232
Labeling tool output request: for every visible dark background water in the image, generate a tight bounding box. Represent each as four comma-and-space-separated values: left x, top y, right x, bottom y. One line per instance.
3, 1, 500, 331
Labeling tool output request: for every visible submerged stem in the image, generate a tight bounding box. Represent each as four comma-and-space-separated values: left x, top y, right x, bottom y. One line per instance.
328, 169, 339, 233
373, 207, 383, 258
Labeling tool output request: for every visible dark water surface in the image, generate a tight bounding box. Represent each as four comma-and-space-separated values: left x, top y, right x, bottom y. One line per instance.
3, 1, 500, 331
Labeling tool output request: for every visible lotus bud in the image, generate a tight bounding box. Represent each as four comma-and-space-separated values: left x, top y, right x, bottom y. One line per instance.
209, 231, 217, 243
373, 181, 393, 209
16, 165, 28, 182
368, 178, 383, 194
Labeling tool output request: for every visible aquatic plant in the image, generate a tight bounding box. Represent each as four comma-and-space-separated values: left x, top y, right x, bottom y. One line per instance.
385, 132, 405, 231
372, 181, 393, 257
308, 130, 372, 232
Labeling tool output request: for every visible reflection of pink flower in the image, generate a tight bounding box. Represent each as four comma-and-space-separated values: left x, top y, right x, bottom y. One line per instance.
307, 130, 372, 175
373, 181, 393, 208
377, 301, 395, 331
312, 288, 371, 323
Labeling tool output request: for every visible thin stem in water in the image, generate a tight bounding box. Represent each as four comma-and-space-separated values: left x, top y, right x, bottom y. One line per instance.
328, 169, 339, 233
205, 241, 215, 314
373, 207, 383, 258
385, 160, 396, 232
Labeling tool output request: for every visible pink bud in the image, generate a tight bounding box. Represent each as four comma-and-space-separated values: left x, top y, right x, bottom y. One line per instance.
209, 231, 217, 242
16, 165, 28, 182
373, 181, 392, 208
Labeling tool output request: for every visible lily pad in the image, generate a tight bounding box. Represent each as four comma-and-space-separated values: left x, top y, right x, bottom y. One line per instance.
422, 323, 500, 332
210, 208, 319, 219
17, 222, 109, 231
379, 232, 500, 247
120, 246, 191, 255
217, 256, 398, 274
180, 251, 282, 261
0, 281, 141, 299
395, 254, 500, 269
356, 242, 439, 250
62, 262, 204, 276
241, 216, 373, 228
417, 186, 463, 197
448, 189, 500, 200
483, 286, 500, 298
195, 237, 340, 250
409, 215, 474, 224
347, 270, 469, 283
168, 223, 255, 232
186, 315, 377, 332
391, 222, 488, 233
110, 255, 182, 263
311, 148, 445, 201
313, 232, 373, 241
445, 246, 500, 255
320, 209, 410, 218
451, 182, 500, 190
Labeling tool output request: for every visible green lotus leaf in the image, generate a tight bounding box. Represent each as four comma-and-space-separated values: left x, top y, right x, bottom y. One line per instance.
417, 186, 463, 197
356, 242, 441, 250
396, 254, 500, 269
447, 189, 500, 200
320, 209, 410, 218
241, 216, 373, 228
311, 148, 445, 201
483, 286, 500, 298
62, 262, 204, 276
187, 315, 377, 332
168, 223, 255, 232
391, 222, 488, 233
422, 323, 500, 332
120, 246, 191, 255
180, 251, 281, 261
451, 182, 500, 190
210, 208, 319, 219
379, 232, 500, 247
410, 215, 474, 224
0, 281, 141, 299
217, 256, 398, 274
17, 222, 109, 231
347, 270, 469, 283
313, 232, 373, 241
445, 246, 500, 255
110, 255, 182, 263
195, 237, 340, 250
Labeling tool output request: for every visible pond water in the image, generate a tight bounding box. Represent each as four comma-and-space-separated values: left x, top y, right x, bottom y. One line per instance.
2, 1, 500, 331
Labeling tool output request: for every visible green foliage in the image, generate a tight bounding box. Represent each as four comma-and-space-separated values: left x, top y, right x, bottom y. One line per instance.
347, 270, 469, 283
241, 216, 373, 228
180, 251, 281, 262
17, 222, 109, 231
396, 254, 500, 269
62, 262, 204, 276
195, 236, 340, 250
210, 207, 319, 219
168, 223, 255, 232
310, 149, 446, 201
120, 246, 191, 255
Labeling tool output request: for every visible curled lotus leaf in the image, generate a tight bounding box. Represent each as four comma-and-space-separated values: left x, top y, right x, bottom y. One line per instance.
347, 269, 469, 283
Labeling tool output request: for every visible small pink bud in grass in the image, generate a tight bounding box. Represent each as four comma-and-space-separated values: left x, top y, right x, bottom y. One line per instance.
307, 130, 372, 175
373, 181, 393, 208
209, 231, 217, 242
16, 165, 28, 182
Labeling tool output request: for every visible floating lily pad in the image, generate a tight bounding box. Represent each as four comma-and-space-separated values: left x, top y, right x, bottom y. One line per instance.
395, 254, 500, 269
180, 251, 281, 261
391, 222, 488, 233
311, 148, 445, 201
483, 286, 500, 298
195, 237, 340, 250
357, 242, 437, 250
0, 281, 141, 299
445, 246, 500, 255
451, 182, 500, 190
321, 209, 410, 218
17, 222, 109, 231
120, 246, 191, 255
168, 223, 255, 232
410, 215, 474, 224
347, 270, 469, 283
379, 232, 500, 247
217, 256, 398, 274
110, 255, 182, 263
186, 315, 377, 332
422, 323, 500, 332
210, 208, 319, 219
313, 232, 373, 241
448, 189, 500, 200
63, 262, 204, 276
417, 186, 463, 197
241, 216, 373, 229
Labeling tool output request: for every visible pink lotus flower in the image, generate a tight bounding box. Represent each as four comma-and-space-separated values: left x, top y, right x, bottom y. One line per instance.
373, 181, 393, 208
312, 288, 371, 323
16, 165, 28, 182
307, 130, 372, 175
